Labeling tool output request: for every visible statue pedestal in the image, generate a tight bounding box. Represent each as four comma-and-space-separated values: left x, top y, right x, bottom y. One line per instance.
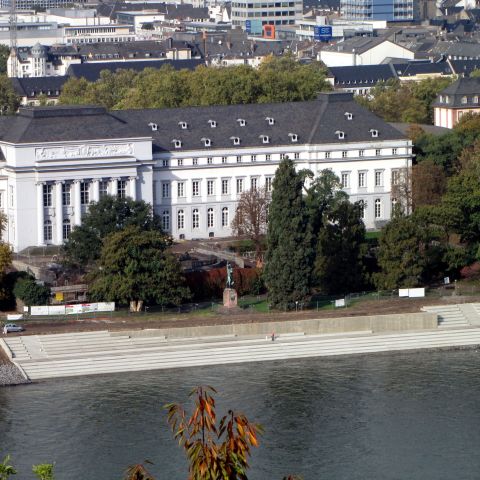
223, 288, 238, 308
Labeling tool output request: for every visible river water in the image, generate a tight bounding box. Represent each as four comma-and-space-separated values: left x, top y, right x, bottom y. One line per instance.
1, 349, 480, 480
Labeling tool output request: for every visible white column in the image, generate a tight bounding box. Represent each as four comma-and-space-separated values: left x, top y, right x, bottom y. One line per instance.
73, 180, 82, 226
92, 179, 100, 203
111, 178, 118, 197
129, 176, 137, 200
36, 182, 44, 245
55, 181, 63, 245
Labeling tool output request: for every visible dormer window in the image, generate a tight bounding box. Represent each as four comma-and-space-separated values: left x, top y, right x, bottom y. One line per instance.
259, 135, 270, 144
345, 112, 353, 120
230, 136, 240, 145
208, 119, 217, 128
440, 95, 444, 103
265, 117, 275, 126
335, 130, 345, 140
179, 121, 188, 130
288, 133, 298, 143
369, 129, 378, 138
148, 122, 158, 131
237, 118, 246, 126
201, 137, 211, 147
172, 139, 182, 149
474, 96, 479, 104
461, 96, 468, 104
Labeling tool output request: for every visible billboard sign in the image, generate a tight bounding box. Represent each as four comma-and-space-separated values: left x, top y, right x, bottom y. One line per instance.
245, 20, 251, 33
314, 25, 332, 41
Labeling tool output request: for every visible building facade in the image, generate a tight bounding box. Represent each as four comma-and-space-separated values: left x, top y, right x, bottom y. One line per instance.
0, 93, 412, 252
340, 0, 417, 21
433, 77, 480, 128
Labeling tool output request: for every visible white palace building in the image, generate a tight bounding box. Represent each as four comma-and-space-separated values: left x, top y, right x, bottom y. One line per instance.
0, 92, 412, 252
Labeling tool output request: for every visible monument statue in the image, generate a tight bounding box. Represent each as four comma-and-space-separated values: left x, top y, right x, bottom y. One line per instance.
223, 261, 238, 309
226, 262, 234, 288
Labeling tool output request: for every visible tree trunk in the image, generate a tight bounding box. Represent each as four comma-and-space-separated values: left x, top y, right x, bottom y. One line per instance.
129, 300, 144, 312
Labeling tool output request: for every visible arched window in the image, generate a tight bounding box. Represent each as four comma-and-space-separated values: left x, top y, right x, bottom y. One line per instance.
222, 207, 229, 227
192, 209, 199, 229
162, 210, 170, 231
177, 210, 184, 230
375, 198, 382, 219
62, 219, 71, 240
207, 208, 214, 228
44, 219, 52, 242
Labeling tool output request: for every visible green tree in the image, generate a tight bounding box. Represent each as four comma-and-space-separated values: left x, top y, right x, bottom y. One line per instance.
0, 45, 10, 75
0, 75, 19, 114
374, 213, 435, 289
13, 276, 51, 306
314, 200, 366, 294
32, 464, 55, 480
165, 386, 262, 480
63, 195, 162, 267
263, 158, 311, 308
88, 225, 189, 311
0, 456, 16, 480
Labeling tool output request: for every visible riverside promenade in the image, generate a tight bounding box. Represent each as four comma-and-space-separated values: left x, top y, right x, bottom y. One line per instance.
2, 303, 480, 381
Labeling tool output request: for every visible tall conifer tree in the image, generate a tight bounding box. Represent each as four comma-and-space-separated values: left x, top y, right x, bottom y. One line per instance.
264, 159, 311, 308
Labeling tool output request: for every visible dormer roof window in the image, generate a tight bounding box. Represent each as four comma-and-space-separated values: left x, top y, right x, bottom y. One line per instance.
265, 117, 275, 126
345, 112, 353, 120
172, 139, 182, 148
148, 122, 158, 131
335, 130, 345, 140
230, 136, 240, 145
208, 119, 217, 128
369, 129, 378, 138
201, 137, 212, 147
179, 121, 188, 130
237, 118, 246, 126
461, 96, 468, 104
288, 133, 298, 143
260, 135, 270, 144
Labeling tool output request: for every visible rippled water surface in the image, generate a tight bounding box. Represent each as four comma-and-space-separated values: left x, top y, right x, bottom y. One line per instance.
2, 350, 480, 479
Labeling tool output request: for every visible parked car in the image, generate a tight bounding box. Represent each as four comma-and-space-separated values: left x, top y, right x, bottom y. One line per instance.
3, 323, 25, 333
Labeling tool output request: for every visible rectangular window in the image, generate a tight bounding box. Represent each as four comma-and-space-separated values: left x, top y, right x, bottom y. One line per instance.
251, 177, 258, 190
177, 182, 185, 198
359, 150, 364, 157
294, 152, 300, 159
207, 208, 214, 228
80, 182, 90, 205
375, 171, 383, 187
342, 151, 348, 158
207, 180, 215, 196
375, 199, 382, 218
222, 156, 227, 164
162, 182, 170, 198
178, 159, 183, 166
251, 155, 257, 162
117, 179, 127, 198
376, 149, 381, 156
280, 153, 287, 160
236, 178, 244, 194
207, 157, 213, 164
162, 210, 170, 230
43, 184, 53, 207
358, 172, 366, 188
192, 180, 200, 197
265, 177, 273, 192
266, 154, 271, 161
325, 152, 330, 159
99, 181, 108, 198
222, 207, 229, 227
62, 184, 71, 206
392, 148, 397, 155
162, 159, 169, 167
392, 170, 399, 186
63, 220, 71, 240
237, 156, 242, 163
44, 220, 52, 242
341, 173, 349, 188
222, 179, 229, 195
193, 158, 198, 166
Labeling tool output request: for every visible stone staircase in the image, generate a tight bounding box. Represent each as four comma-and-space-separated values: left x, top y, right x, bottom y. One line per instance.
6, 327, 480, 381
421, 305, 471, 328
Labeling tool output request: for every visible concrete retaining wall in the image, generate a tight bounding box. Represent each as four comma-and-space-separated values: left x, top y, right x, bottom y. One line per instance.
112, 312, 438, 339
0, 338, 13, 359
